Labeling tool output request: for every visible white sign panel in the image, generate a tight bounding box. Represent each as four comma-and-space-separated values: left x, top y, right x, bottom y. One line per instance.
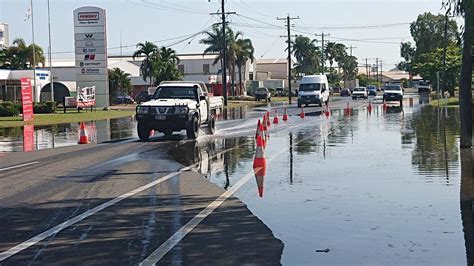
74, 6, 108, 107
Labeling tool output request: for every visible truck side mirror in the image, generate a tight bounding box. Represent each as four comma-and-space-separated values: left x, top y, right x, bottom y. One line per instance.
199, 95, 206, 101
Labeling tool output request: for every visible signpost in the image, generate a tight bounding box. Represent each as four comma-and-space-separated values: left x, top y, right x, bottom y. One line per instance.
73, 7, 108, 107
20, 78, 34, 122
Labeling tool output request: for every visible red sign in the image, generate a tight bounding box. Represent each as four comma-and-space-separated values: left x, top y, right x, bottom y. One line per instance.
20, 78, 34, 122
23, 125, 34, 152
78, 12, 99, 21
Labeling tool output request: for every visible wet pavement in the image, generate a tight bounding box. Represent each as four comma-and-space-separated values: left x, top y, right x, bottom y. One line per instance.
0, 95, 471, 265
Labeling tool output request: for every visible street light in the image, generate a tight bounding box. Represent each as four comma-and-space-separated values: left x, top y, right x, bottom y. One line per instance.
47, 0, 54, 104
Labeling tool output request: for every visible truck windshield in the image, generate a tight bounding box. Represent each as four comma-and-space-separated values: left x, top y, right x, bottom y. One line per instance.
154, 86, 197, 100
354, 87, 365, 91
299, 83, 321, 91
384, 85, 401, 91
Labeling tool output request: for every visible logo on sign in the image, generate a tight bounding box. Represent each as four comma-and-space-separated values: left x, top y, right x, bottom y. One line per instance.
83, 48, 98, 53
85, 33, 94, 39
84, 54, 96, 60
78, 12, 99, 21
159, 108, 166, 114
85, 41, 94, 47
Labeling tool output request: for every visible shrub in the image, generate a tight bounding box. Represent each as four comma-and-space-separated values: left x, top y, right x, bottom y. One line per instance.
33, 101, 56, 114
228, 96, 255, 101
0, 102, 21, 117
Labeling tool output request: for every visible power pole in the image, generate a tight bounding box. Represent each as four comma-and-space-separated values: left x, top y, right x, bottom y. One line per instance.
375, 58, 379, 82
47, 0, 54, 104
277, 14, 299, 104
459, 1, 473, 148
315, 32, 330, 74
379, 59, 383, 83
442, 10, 449, 95
348, 45, 357, 57
364, 58, 369, 78
30, 0, 37, 102
211, 1, 235, 106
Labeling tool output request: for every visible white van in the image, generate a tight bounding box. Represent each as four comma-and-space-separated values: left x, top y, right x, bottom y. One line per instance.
297, 75, 330, 107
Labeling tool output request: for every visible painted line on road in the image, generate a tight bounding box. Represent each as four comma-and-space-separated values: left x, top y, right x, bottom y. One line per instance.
140, 119, 336, 265
0, 134, 270, 261
0, 114, 328, 262
0, 162, 39, 172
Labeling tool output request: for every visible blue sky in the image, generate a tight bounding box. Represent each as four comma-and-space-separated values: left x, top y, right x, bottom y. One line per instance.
0, 0, 453, 70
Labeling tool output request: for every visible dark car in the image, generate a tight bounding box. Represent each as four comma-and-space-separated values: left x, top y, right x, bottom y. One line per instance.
112, 92, 134, 104
254, 87, 271, 102
276, 87, 286, 96
135, 91, 152, 104
340, 88, 351, 97
367, 85, 377, 96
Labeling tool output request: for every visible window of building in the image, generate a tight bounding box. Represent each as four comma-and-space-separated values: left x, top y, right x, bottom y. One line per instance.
178, 65, 185, 74
203, 64, 210, 75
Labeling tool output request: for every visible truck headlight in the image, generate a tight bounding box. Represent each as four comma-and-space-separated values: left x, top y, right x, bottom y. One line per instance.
137, 106, 149, 114
175, 107, 189, 114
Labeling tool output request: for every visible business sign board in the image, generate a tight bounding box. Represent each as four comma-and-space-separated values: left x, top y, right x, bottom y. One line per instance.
20, 77, 34, 122
74, 6, 108, 107
77, 86, 96, 108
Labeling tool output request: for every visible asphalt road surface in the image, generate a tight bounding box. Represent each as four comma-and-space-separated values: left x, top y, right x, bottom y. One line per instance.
0, 97, 385, 265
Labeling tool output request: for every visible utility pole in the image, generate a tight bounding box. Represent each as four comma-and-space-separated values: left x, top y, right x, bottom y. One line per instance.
211, 1, 235, 106
442, 9, 449, 95
30, 0, 37, 103
348, 45, 357, 57
47, 0, 54, 104
277, 14, 299, 104
364, 58, 369, 78
379, 59, 383, 83
315, 32, 329, 74
375, 58, 379, 82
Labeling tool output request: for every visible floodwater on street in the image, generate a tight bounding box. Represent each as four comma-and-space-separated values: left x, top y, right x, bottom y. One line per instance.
169, 96, 467, 265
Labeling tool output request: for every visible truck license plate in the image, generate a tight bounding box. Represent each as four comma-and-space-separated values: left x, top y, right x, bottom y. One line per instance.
155, 115, 166, 120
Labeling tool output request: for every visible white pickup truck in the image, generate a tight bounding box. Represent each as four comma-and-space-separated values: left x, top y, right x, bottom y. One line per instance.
135, 81, 224, 141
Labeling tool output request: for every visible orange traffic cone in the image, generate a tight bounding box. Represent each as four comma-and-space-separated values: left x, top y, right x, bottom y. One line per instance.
150, 129, 155, 137
78, 122, 89, 144
273, 110, 279, 124
256, 120, 261, 139
300, 106, 305, 118
254, 165, 266, 198
266, 111, 271, 128
282, 108, 288, 121
262, 115, 268, 132
253, 135, 267, 169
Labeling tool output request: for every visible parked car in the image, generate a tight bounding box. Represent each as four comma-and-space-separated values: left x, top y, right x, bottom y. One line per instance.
340, 88, 351, 97
112, 92, 134, 104
417, 81, 432, 93
352, 87, 368, 100
276, 87, 285, 96
367, 85, 377, 96
135, 91, 152, 104
254, 87, 271, 102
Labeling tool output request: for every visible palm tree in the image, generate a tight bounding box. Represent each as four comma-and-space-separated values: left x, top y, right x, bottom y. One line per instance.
325, 42, 346, 72
234, 38, 254, 95
133, 41, 158, 86
153, 47, 182, 85
340, 55, 359, 81
4, 38, 45, 69
291, 35, 320, 76
200, 24, 242, 94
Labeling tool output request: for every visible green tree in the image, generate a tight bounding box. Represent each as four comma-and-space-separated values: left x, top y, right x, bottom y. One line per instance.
1, 38, 45, 69
340, 55, 358, 81
325, 42, 347, 72
153, 47, 182, 85
133, 41, 158, 86
234, 38, 255, 95
410, 12, 459, 55
292, 35, 320, 76
108, 67, 132, 103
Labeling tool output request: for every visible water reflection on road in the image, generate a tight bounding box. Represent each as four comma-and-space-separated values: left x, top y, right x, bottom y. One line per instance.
169, 96, 468, 264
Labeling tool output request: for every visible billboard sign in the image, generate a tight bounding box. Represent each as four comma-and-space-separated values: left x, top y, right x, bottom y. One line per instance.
77, 86, 96, 107
74, 7, 108, 107
20, 77, 34, 121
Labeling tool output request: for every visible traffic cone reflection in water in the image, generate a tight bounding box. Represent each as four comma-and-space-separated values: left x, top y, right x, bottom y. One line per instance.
300, 106, 305, 118
273, 110, 279, 124
254, 165, 266, 198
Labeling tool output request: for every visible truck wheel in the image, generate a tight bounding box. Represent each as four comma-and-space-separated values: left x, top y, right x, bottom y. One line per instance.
137, 122, 150, 142
297, 103, 301, 108
207, 115, 216, 135
319, 101, 322, 107
325, 98, 329, 106
187, 115, 199, 139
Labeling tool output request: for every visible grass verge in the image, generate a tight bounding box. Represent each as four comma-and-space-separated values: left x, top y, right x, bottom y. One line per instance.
430, 97, 459, 108
0, 110, 135, 128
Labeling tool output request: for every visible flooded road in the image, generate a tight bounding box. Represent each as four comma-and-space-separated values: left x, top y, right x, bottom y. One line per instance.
0, 95, 470, 265
169, 96, 468, 265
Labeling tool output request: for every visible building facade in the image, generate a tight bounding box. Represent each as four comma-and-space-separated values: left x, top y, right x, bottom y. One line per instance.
0, 22, 9, 48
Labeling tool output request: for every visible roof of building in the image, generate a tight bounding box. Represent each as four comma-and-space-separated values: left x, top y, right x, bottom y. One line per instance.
256, 58, 289, 64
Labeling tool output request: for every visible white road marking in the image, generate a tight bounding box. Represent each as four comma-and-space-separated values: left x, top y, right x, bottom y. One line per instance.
141, 118, 337, 265
0, 139, 257, 261
0, 162, 39, 172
